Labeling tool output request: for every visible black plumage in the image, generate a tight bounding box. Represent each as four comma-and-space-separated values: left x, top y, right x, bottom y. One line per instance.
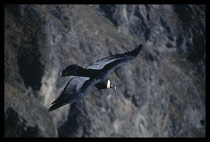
48, 44, 142, 111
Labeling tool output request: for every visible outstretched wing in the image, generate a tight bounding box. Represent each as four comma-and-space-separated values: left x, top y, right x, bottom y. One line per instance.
86, 44, 142, 74
48, 77, 98, 111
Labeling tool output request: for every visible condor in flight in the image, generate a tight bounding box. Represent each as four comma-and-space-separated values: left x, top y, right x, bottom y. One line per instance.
48, 44, 142, 111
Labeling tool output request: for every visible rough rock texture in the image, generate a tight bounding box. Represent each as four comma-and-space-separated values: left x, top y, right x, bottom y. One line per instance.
4, 5, 205, 137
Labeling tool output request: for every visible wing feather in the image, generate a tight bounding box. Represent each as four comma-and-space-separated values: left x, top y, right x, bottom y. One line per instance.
86, 45, 142, 71
86, 44, 142, 76
49, 77, 98, 111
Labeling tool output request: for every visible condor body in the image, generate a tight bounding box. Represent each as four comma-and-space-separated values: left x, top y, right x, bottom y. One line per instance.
48, 45, 142, 111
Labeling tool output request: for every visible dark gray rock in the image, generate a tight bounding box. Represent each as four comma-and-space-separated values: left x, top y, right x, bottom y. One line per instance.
5, 108, 42, 137
4, 4, 205, 137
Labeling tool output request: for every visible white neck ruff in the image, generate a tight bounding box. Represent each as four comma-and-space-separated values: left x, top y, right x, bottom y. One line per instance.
107, 80, 111, 88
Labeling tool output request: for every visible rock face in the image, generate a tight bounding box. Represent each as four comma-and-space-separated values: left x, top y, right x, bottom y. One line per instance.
4, 5, 205, 137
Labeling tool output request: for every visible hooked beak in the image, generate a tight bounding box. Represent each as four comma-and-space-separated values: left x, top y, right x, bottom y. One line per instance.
111, 83, 117, 89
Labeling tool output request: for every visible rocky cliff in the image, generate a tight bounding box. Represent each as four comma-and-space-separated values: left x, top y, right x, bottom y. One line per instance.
4, 4, 205, 137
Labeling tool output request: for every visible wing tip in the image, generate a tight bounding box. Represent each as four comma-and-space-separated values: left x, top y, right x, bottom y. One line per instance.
137, 44, 142, 51
48, 107, 53, 112
48, 104, 59, 112
127, 44, 142, 57
135, 44, 142, 55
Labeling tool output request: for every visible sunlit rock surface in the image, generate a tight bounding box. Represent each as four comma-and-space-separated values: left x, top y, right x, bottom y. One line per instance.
4, 5, 205, 137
